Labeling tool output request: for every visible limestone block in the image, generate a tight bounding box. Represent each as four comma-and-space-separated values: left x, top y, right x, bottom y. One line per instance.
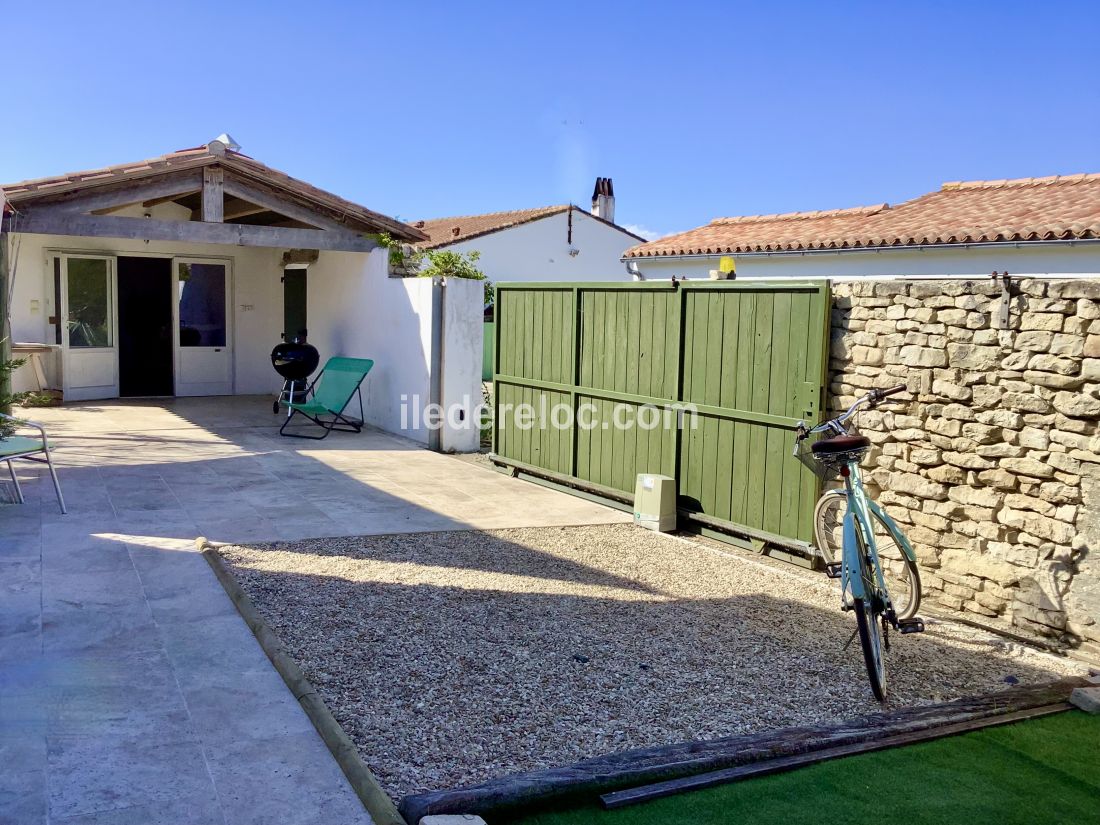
1064, 315, 1087, 334
946, 327, 974, 342
1038, 481, 1080, 504
974, 589, 1008, 612
947, 343, 1001, 370
937, 308, 968, 325
1050, 333, 1085, 357
1020, 312, 1065, 331
931, 380, 970, 401
1000, 457, 1055, 479
1017, 427, 1050, 450
908, 447, 941, 465
927, 464, 967, 484
961, 422, 1003, 444
941, 548, 1022, 586
1026, 297, 1072, 313
941, 403, 975, 421
1052, 391, 1100, 419
851, 345, 884, 366
1053, 414, 1095, 434
997, 508, 1075, 544
966, 312, 989, 330
944, 451, 996, 470
975, 409, 1025, 430
948, 486, 1003, 509
1048, 280, 1100, 300
1023, 370, 1084, 390
1002, 392, 1052, 414
1077, 299, 1100, 320
926, 417, 963, 437
1014, 330, 1054, 351
1003, 493, 1056, 517
1027, 353, 1080, 375
977, 468, 1018, 490
890, 472, 948, 500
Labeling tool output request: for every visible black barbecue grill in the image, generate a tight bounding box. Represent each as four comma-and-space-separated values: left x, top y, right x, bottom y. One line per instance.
271, 333, 320, 414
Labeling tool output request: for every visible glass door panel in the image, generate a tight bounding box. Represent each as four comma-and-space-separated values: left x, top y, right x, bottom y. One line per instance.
60, 255, 118, 400
173, 258, 233, 396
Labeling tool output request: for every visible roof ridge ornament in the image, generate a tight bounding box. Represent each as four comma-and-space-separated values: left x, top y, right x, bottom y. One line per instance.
207, 133, 242, 156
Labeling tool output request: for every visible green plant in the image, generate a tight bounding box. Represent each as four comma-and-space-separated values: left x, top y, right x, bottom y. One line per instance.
376, 233, 491, 301
419, 249, 483, 280
375, 232, 424, 273
0, 356, 26, 439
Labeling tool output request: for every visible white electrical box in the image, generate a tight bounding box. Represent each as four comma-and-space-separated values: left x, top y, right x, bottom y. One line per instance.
634, 473, 677, 532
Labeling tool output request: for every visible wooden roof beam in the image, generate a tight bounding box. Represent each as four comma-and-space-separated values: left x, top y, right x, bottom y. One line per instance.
201, 167, 223, 222
34, 170, 206, 215
5, 211, 379, 253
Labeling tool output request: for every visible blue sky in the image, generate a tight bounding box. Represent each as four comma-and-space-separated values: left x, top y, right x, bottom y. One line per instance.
2, 0, 1097, 240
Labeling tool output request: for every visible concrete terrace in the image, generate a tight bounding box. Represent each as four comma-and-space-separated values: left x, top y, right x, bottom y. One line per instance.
0, 396, 627, 825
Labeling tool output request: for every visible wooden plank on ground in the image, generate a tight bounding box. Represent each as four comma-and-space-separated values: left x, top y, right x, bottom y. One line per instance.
600, 702, 1072, 809
396, 677, 1087, 824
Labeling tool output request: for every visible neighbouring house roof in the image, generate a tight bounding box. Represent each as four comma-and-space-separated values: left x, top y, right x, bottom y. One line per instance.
1, 145, 427, 242
413, 204, 645, 249
624, 173, 1100, 259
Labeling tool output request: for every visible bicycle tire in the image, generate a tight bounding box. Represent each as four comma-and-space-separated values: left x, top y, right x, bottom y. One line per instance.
854, 597, 887, 701
853, 523, 887, 701
814, 491, 922, 620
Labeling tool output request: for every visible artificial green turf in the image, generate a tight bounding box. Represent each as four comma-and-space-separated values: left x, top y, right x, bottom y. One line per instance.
506, 711, 1100, 825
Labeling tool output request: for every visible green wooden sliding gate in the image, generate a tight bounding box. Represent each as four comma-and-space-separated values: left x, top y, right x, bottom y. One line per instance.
491, 280, 831, 554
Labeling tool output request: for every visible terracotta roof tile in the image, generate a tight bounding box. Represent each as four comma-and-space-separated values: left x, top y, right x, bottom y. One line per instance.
415, 204, 645, 249
1, 146, 426, 242
625, 173, 1100, 258
413, 205, 571, 248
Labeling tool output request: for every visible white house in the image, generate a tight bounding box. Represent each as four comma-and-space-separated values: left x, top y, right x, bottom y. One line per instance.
624, 174, 1100, 281
0, 137, 483, 451
413, 178, 644, 284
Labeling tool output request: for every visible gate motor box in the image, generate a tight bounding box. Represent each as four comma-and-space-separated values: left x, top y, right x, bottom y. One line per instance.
634, 473, 677, 532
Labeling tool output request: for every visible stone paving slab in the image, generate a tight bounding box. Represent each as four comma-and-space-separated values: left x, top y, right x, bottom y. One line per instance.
0, 396, 628, 824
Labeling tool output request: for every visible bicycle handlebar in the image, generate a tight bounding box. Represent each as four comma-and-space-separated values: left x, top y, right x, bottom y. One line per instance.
795, 383, 907, 444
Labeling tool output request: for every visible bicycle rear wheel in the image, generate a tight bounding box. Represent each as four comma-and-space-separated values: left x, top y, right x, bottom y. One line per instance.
854, 597, 886, 701
814, 491, 922, 620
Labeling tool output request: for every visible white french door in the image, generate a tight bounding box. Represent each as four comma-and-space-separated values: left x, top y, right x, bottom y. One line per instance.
173, 257, 234, 396
59, 254, 119, 401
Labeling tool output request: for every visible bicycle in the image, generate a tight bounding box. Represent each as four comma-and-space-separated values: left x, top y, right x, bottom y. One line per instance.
794, 385, 924, 700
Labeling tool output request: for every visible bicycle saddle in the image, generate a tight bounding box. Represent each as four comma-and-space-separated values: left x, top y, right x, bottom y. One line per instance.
811, 434, 871, 455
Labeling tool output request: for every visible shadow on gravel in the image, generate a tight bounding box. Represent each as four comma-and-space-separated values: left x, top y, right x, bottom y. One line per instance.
218, 529, 1069, 801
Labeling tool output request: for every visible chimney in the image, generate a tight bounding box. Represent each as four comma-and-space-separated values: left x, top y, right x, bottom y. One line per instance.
591, 177, 615, 223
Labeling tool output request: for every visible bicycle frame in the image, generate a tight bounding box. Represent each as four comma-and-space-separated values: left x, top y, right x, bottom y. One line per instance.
819, 488, 919, 574
838, 461, 892, 612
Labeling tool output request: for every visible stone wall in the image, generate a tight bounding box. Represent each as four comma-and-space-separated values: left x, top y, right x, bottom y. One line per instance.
829, 278, 1100, 659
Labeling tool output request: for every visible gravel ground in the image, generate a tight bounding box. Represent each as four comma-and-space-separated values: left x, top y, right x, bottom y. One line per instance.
216, 524, 1086, 799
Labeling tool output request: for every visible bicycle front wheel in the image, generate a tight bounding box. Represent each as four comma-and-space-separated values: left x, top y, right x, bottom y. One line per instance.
814, 491, 922, 620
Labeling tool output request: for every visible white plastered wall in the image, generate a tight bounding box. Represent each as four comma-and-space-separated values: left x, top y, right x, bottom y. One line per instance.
630, 243, 1100, 282
6, 227, 284, 395
307, 251, 482, 450
438, 209, 639, 283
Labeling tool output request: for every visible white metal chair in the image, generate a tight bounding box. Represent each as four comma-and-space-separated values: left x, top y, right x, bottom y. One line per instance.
0, 412, 66, 514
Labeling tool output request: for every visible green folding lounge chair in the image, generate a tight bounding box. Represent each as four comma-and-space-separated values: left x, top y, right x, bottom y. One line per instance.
0, 412, 66, 513
279, 356, 374, 440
